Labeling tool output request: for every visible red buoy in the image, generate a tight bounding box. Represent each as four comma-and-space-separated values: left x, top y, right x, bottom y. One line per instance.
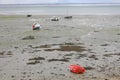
69, 64, 85, 74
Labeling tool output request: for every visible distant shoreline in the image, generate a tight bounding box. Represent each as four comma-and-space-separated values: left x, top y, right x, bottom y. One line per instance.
0, 3, 120, 5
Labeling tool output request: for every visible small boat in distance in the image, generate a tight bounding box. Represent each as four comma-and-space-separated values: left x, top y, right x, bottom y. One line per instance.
32, 23, 41, 30
50, 16, 59, 21
64, 16, 72, 19
64, 8, 72, 19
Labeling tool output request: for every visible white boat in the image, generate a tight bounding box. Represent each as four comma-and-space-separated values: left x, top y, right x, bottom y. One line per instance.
50, 16, 59, 21
32, 23, 41, 30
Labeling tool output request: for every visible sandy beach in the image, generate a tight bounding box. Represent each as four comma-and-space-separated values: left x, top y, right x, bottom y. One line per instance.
0, 15, 120, 80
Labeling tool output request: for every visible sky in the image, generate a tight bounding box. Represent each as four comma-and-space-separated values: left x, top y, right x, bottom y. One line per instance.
0, 0, 120, 4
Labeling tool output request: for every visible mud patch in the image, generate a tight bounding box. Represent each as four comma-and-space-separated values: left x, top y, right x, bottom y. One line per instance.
0, 51, 5, 55
88, 54, 98, 60
100, 44, 109, 46
52, 36, 61, 38
30, 43, 87, 52
27, 57, 45, 65
48, 58, 69, 62
64, 43, 75, 45
6, 51, 12, 55
45, 45, 87, 52
0, 51, 13, 58
60, 45, 84, 52
104, 53, 120, 57
22, 36, 35, 40
84, 66, 95, 70
76, 54, 87, 59
27, 60, 40, 65
94, 30, 99, 32
33, 42, 87, 52
33, 50, 41, 52
117, 33, 120, 35
64, 53, 73, 56
29, 57, 45, 60
44, 49, 58, 51
33, 45, 51, 48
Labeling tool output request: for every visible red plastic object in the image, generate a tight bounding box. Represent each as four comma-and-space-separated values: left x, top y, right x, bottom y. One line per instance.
69, 64, 85, 74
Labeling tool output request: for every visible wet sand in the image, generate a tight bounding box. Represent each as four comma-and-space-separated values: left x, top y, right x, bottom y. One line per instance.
0, 15, 120, 80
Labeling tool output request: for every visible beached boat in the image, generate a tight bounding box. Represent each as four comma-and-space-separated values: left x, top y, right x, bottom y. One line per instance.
64, 8, 72, 19
50, 16, 59, 21
32, 23, 41, 30
64, 16, 72, 19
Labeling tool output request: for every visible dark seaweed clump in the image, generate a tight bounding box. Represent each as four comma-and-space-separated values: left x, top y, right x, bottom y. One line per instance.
48, 59, 69, 62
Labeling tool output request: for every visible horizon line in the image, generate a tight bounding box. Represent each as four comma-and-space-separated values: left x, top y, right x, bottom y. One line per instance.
0, 3, 120, 5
